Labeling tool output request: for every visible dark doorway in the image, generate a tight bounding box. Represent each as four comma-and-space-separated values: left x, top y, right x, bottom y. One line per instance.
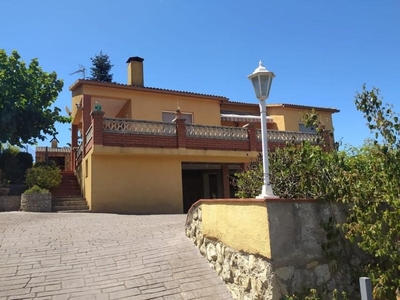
181, 163, 223, 213
49, 157, 65, 170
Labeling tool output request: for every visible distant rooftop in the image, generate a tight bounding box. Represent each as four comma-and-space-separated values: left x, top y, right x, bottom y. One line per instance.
228, 101, 340, 113
36, 147, 70, 153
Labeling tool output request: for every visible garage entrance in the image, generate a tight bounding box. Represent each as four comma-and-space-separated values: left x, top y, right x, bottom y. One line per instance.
181, 163, 241, 213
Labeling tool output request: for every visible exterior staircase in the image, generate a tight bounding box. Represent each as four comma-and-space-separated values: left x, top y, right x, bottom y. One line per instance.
52, 171, 90, 213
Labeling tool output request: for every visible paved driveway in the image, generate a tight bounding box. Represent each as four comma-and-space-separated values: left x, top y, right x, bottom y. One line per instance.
0, 212, 232, 300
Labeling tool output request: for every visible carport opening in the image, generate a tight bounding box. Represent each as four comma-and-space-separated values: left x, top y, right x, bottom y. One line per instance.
181, 163, 241, 213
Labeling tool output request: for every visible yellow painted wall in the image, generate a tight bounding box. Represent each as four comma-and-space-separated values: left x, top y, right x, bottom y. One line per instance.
90, 154, 183, 214
83, 155, 92, 209
116, 100, 132, 118
77, 85, 222, 126
201, 202, 271, 258
93, 145, 258, 162
267, 107, 334, 132
71, 95, 83, 124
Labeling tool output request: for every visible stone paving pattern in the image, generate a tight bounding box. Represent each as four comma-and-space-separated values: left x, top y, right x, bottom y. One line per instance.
0, 212, 233, 300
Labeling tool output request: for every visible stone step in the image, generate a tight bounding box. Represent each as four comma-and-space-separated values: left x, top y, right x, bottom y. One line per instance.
57, 210, 91, 213
52, 200, 88, 206
53, 205, 89, 211
52, 194, 82, 198
54, 186, 81, 190
53, 197, 86, 201
51, 190, 82, 198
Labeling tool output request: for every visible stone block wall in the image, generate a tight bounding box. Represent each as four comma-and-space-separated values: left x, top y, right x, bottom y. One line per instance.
0, 196, 20, 211
20, 193, 51, 212
186, 201, 358, 300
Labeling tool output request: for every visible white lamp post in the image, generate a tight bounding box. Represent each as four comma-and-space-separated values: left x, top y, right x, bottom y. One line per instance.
248, 61, 277, 198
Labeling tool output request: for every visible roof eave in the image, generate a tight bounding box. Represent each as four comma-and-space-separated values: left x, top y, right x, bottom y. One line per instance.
69, 79, 229, 101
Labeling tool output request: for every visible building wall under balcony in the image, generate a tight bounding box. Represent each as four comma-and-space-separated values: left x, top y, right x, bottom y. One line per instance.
90, 154, 183, 214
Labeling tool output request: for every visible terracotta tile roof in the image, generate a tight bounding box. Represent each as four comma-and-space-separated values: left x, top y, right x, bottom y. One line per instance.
36, 147, 70, 153
228, 101, 340, 113
69, 79, 228, 101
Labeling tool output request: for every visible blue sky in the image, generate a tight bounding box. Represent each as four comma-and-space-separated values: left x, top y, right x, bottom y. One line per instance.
1, 0, 399, 150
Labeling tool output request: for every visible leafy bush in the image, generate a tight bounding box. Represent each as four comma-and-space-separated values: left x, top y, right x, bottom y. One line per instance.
24, 185, 49, 194
16, 152, 33, 170
25, 164, 61, 191
284, 289, 348, 300
0, 146, 33, 184
235, 85, 400, 299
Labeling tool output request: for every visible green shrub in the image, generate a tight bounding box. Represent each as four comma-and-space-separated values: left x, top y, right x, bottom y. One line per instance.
0, 147, 33, 184
24, 185, 49, 194
25, 164, 62, 191
16, 152, 33, 170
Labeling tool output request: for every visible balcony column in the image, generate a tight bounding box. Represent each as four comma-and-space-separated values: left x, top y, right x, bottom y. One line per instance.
71, 124, 78, 171
222, 164, 231, 198
322, 130, 333, 151
247, 123, 257, 151
173, 110, 187, 149
91, 111, 105, 146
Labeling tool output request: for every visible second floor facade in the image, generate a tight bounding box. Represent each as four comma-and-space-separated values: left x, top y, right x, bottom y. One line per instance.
69, 56, 339, 165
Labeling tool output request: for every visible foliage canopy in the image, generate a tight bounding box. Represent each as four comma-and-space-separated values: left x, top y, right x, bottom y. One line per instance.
0, 50, 68, 146
235, 85, 400, 299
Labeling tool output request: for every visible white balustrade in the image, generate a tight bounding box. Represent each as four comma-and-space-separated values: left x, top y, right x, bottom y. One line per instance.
186, 124, 249, 140
76, 143, 83, 158
256, 129, 319, 143
103, 118, 177, 135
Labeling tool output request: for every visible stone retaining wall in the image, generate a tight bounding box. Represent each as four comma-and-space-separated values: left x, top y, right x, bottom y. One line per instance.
186, 204, 357, 300
0, 196, 20, 211
21, 193, 52, 212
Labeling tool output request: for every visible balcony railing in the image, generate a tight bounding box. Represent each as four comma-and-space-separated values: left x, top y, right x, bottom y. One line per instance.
186, 124, 248, 140
85, 125, 93, 145
74, 116, 328, 158
103, 118, 176, 136
256, 129, 319, 143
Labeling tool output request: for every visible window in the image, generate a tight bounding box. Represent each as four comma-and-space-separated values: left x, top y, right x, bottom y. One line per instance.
299, 123, 316, 133
85, 158, 89, 178
162, 111, 193, 124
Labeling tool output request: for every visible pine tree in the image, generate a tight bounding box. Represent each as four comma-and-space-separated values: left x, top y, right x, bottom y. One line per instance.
89, 51, 113, 82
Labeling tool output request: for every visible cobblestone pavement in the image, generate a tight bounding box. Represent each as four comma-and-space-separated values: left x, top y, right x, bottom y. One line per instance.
0, 212, 233, 300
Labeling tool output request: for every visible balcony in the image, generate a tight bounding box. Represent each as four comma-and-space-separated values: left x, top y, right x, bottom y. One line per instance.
80, 115, 324, 155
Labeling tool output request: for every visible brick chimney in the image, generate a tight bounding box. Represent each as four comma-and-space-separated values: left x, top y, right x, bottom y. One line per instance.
126, 56, 144, 86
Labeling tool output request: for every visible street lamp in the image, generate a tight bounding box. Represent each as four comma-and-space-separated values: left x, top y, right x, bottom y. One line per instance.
248, 61, 277, 199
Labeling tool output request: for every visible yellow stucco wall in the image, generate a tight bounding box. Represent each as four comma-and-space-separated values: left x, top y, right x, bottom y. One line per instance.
267, 107, 334, 132
78, 146, 256, 214
75, 85, 222, 126
201, 202, 271, 258
89, 154, 183, 214
116, 100, 132, 118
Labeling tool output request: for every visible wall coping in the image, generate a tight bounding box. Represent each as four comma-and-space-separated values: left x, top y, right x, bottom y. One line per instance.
186, 197, 317, 226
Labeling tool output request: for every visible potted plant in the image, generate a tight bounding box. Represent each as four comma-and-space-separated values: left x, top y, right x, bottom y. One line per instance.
21, 185, 51, 212
23, 162, 62, 212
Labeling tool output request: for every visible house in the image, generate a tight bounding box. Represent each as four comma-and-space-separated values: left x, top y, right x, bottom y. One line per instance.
36, 137, 71, 171
67, 56, 339, 214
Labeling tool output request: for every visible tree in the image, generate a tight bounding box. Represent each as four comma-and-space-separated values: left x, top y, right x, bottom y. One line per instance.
0, 49, 68, 146
89, 51, 113, 82
234, 85, 400, 299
